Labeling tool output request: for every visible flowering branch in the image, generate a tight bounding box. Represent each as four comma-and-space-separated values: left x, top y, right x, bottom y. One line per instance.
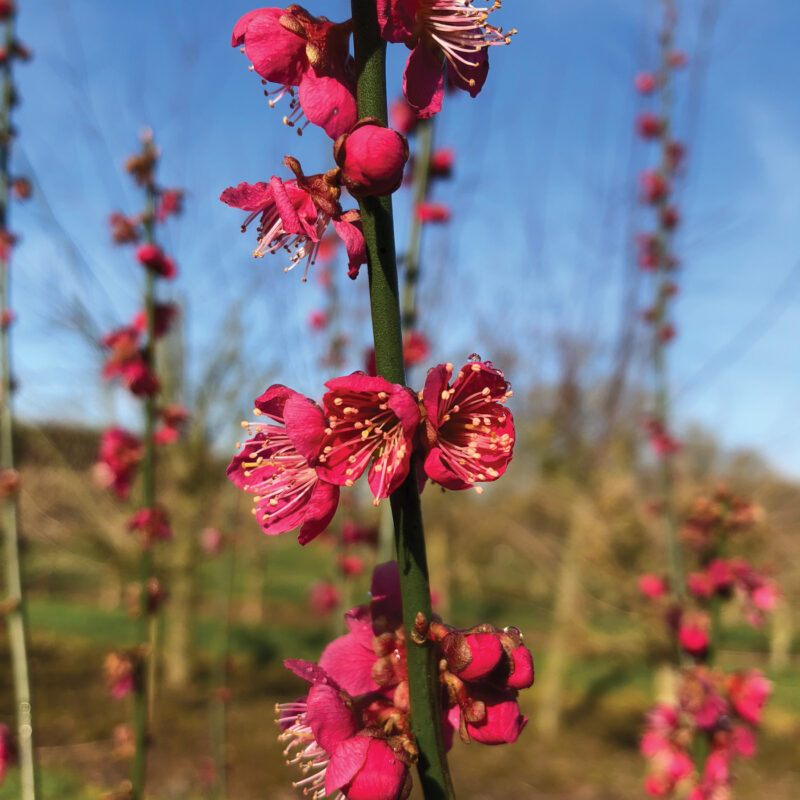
349, 2, 455, 798
0, 2, 39, 796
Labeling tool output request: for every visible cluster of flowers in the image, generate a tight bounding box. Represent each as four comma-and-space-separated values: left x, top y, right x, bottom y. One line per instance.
641, 667, 770, 799
94, 133, 188, 547
639, 487, 777, 798
223, 3, 512, 280
228, 358, 514, 543
634, 4, 687, 459
278, 562, 532, 800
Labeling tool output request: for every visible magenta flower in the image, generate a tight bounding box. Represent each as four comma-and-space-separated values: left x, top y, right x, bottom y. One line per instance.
221, 156, 366, 279
420, 360, 514, 491
635, 71, 657, 94
316, 374, 421, 502
637, 112, 664, 140
377, 0, 515, 117
136, 243, 177, 279
638, 573, 668, 599
232, 5, 356, 139
678, 612, 710, 659
104, 651, 137, 700
127, 506, 172, 547
94, 427, 143, 499
132, 301, 178, 339
415, 200, 450, 223
308, 580, 341, 616
278, 660, 412, 800
640, 170, 670, 205
334, 118, 409, 198
727, 669, 771, 726
228, 384, 339, 544
155, 188, 184, 222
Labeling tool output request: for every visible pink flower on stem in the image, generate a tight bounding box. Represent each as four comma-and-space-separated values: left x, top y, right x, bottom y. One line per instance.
402, 330, 430, 367
221, 156, 366, 280
420, 360, 514, 491
668, 50, 687, 69
665, 141, 686, 174
308, 309, 328, 331
638, 573, 668, 599
109, 211, 140, 245
637, 112, 664, 139
127, 506, 173, 547
429, 148, 455, 179
415, 200, 451, 223
201, 527, 226, 556
228, 385, 340, 544
132, 302, 178, 339
640, 170, 670, 204
136, 243, 177, 279
155, 188, 184, 222
727, 669, 771, 726
101, 326, 161, 398
232, 5, 357, 139
636, 233, 663, 271
0, 309, 14, 330
334, 118, 409, 198
377, 0, 516, 117
389, 96, 419, 136
104, 651, 137, 699
309, 580, 341, 616
278, 660, 412, 800
338, 554, 364, 577
645, 418, 681, 458
660, 205, 680, 230
635, 71, 657, 94
154, 403, 190, 445
316, 374, 421, 503
678, 612, 710, 659
94, 427, 143, 499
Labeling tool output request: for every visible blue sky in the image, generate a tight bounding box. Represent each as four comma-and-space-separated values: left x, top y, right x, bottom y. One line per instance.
10, 0, 800, 475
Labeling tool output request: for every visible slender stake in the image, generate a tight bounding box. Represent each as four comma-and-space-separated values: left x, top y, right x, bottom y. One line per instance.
651, 0, 685, 603
132, 174, 159, 800
0, 8, 40, 799
401, 117, 434, 331
349, 4, 455, 798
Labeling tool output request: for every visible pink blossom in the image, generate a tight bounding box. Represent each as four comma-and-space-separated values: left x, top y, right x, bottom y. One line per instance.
415, 200, 451, 223
201, 526, 225, 556
94, 427, 143, 499
377, 0, 515, 117
309, 580, 341, 616
220, 156, 366, 279
104, 651, 136, 699
132, 301, 178, 339
341, 519, 379, 547
638, 573, 668, 599
334, 119, 409, 198
136, 243, 177, 279
155, 188, 184, 222
232, 6, 356, 139
389, 96, 419, 136
687, 571, 714, 600
338, 554, 364, 577
668, 50, 687, 69
635, 71, 657, 94
316, 373, 421, 502
127, 506, 173, 547
429, 147, 455, 178
420, 360, 514, 491
636, 232, 663, 270
727, 669, 771, 726
646, 418, 681, 457
660, 205, 680, 229
109, 211, 139, 244
278, 660, 412, 800
637, 112, 664, 139
402, 330, 430, 367
154, 403, 190, 445
640, 170, 670, 204
229, 385, 339, 544
459, 687, 528, 745
665, 141, 686, 173
308, 309, 328, 331
0, 309, 14, 330
678, 612, 710, 659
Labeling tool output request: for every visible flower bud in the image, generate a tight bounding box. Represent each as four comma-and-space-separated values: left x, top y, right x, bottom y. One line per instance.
334, 118, 409, 198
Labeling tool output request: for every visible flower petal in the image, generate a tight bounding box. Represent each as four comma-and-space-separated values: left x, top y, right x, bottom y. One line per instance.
219, 181, 273, 212
331, 215, 367, 279
306, 683, 359, 754
403, 43, 444, 118
319, 632, 379, 696
299, 68, 358, 140
297, 479, 340, 545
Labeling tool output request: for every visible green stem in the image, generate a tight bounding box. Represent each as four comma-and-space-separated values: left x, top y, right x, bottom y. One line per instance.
651, 0, 685, 607
210, 531, 236, 800
349, 4, 455, 798
0, 8, 40, 799
132, 174, 159, 800
401, 117, 434, 331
